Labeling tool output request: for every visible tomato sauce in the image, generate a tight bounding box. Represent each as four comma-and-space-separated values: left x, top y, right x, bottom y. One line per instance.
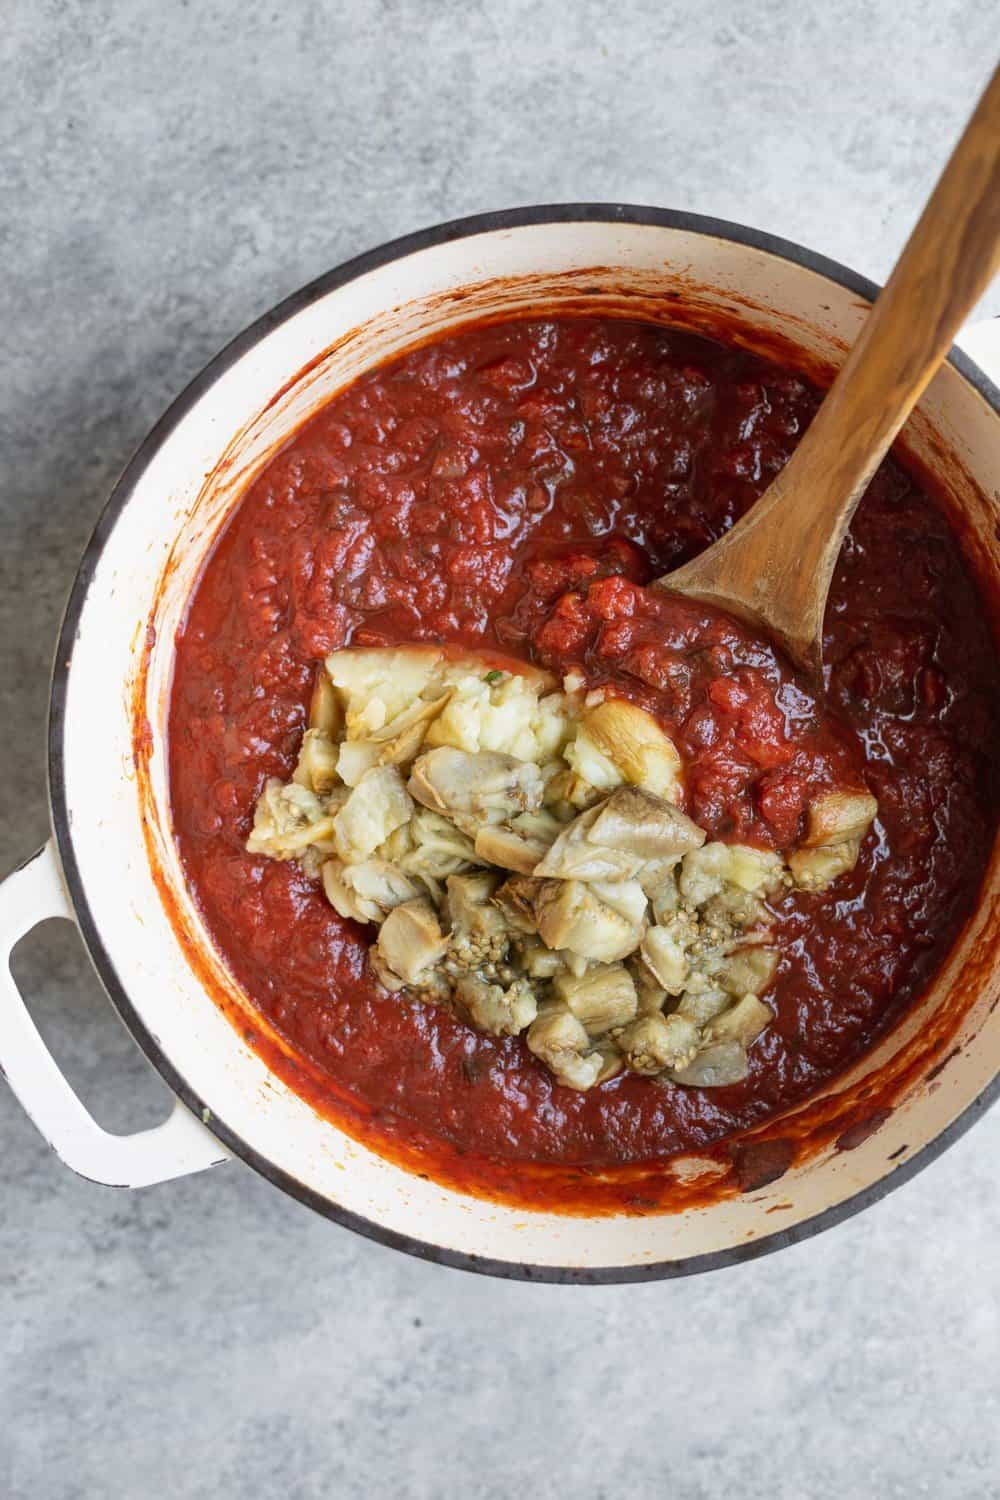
168, 318, 1000, 1177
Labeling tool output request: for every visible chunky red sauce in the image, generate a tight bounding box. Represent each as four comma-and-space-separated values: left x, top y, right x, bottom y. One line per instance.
168, 317, 1000, 1181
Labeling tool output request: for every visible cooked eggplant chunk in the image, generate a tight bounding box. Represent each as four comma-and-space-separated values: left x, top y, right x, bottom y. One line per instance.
308, 670, 342, 738
675, 980, 732, 1026
616, 1013, 700, 1074
376, 899, 449, 984
292, 728, 341, 796
719, 945, 779, 997
593, 1040, 625, 1083
445, 872, 510, 975
400, 807, 482, 882
322, 858, 418, 925
247, 779, 335, 860
680, 841, 785, 904
474, 824, 552, 874
454, 973, 538, 1037
333, 766, 413, 862
552, 964, 638, 1034
788, 839, 862, 891
368, 692, 453, 767
533, 803, 644, 881
630, 958, 669, 1016
785, 789, 878, 891
803, 789, 878, 848
534, 787, 699, 882
706, 993, 774, 1047
337, 740, 381, 787
579, 699, 683, 800
588, 787, 705, 859
409, 747, 543, 820
639, 857, 683, 922
491, 874, 545, 936
669, 1039, 749, 1088
526, 1009, 603, 1091
535, 878, 647, 963
640, 923, 691, 995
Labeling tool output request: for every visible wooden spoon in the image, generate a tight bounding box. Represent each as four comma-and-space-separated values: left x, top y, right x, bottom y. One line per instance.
659, 64, 1000, 686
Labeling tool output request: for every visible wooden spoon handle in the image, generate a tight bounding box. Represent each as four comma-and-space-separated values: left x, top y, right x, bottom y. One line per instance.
665, 64, 1000, 676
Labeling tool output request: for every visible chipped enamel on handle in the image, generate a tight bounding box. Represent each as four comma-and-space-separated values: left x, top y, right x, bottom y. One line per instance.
0, 842, 230, 1187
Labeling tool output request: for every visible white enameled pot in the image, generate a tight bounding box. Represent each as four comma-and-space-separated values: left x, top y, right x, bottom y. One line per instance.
3, 208, 1000, 1281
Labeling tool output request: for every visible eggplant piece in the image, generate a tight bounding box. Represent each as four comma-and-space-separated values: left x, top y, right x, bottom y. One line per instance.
454, 974, 538, 1037
803, 789, 878, 848
669, 1040, 749, 1088
409, 747, 544, 820
309, 670, 342, 737
675, 981, 731, 1027
588, 786, 704, 859
474, 824, 552, 875
706, 993, 774, 1047
535, 879, 647, 963
552, 964, 638, 1035
292, 728, 341, 796
679, 841, 784, 905
247, 779, 334, 860
445, 872, 510, 974
533, 802, 642, 881
615, 1013, 700, 1075
640, 925, 690, 995
376, 899, 449, 984
526, 1009, 603, 1091
788, 840, 861, 892
332, 766, 413, 863
401, 808, 483, 881
580, 698, 683, 800
321, 858, 419, 925
491, 874, 545, 936
718, 945, 779, 997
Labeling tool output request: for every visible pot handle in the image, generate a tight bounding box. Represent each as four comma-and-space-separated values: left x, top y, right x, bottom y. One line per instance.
957, 314, 1000, 380
0, 842, 230, 1187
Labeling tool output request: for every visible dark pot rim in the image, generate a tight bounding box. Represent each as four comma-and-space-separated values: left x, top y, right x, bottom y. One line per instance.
46, 203, 1000, 1283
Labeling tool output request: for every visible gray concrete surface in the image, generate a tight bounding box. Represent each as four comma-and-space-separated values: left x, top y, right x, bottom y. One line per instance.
2, 3, 999, 1497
